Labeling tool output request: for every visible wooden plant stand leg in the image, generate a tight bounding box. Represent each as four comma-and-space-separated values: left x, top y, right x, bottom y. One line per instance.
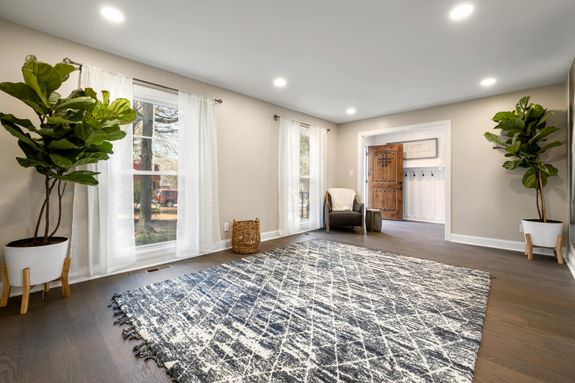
525, 233, 534, 261
61, 258, 71, 298
1, 264, 10, 308
21, 268, 30, 315
555, 235, 564, 265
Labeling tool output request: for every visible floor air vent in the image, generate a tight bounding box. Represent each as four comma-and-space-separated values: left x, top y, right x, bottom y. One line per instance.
146, 264, 173, 273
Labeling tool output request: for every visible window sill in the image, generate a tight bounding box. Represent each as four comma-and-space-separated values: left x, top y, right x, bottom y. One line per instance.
136, 240, 177, 260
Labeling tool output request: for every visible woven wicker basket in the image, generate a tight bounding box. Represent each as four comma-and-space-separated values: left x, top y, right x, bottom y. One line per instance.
232, 218, 261, 254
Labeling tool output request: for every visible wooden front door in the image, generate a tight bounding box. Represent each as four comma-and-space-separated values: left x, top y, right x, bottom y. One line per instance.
368, 144, 404, 220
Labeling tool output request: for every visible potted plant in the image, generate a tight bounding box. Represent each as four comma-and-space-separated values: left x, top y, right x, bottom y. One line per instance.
484, 96, 563, 255
0, 55, 136, 306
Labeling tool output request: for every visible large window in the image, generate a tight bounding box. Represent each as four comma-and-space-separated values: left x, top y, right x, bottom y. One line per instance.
299, 128, 310, 220
132, 85, 179, 247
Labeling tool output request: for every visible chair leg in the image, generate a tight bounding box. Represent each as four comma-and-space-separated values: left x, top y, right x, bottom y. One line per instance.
61, 258, 71, 298
20, 268, 30, 315
555, 235, 564, 265
326, 224, 330, 233
1, 264, 10, 308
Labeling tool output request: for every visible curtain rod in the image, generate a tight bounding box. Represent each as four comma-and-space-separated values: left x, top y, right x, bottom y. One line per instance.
273, 114, 330, 132
63, 57, 83, 70
63, 57, 223, 104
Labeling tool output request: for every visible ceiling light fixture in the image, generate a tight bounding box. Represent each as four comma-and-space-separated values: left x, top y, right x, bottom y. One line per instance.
480, 77, 497, 87
273, 78, 287, 88
449, 3, 474, 21
346, 107, 357, 115
100, 6, 125, 23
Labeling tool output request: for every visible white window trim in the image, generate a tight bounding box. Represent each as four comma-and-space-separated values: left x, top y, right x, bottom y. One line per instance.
299, 127, 311, 227
132, 86, 180, 257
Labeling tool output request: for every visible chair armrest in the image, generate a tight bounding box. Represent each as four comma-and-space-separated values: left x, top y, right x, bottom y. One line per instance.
353, 199, 364, 213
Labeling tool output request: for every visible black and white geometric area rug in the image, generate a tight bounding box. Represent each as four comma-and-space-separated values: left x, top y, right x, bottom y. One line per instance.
110, 240, 491, 383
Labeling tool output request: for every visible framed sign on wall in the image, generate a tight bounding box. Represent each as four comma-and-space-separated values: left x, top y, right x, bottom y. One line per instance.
391, 138, 438, 160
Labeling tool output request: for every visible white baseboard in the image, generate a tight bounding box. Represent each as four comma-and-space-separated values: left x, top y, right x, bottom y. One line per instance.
404, 217, 445, 224
447, 233, 561, 257
568, 244, 575, 280
7, 229, 284, 298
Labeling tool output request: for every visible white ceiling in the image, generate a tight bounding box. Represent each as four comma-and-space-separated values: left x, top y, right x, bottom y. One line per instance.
1, 0, 574, 123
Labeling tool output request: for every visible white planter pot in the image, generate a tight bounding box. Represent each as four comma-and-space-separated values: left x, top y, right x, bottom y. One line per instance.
4, 238, 69, 287
521, 219, 563, 248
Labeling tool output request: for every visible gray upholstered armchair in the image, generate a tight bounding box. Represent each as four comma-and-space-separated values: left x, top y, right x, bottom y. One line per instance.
324, 190, 365, 233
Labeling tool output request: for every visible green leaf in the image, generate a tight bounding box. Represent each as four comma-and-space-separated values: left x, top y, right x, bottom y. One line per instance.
47, 138, 79, 150
0, 119, 42, 152
528, 126, 559, 144
73, 152, 109, 166
0, 113, 37, 131
55, 96, 95, 111
544, 164, 559, 177
0, 82, 48, 115
516, 96, 530, 116
21, 55, 52, 106
18, 140, 42, 161
497, 117, 524, 131
522, 168, 538, 189
55, 170, 100, 185
89, 141, 113, 154
106, 130, 126, 141
484, 132, 505, 147
53, 63, 76, 82
503, 160, 520, 170
538, 141, 562, 153
85, 130, 107, 146
46, 115, 82, 125
48, 91, 61, 106
16, 157, 49, 169
74, 124, 92, 142
492, 111, 515, 122
506, 141, 521, 154
49, 153, 73, 169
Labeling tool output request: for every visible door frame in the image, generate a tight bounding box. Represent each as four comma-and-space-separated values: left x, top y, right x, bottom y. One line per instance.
356, 120, 452, 240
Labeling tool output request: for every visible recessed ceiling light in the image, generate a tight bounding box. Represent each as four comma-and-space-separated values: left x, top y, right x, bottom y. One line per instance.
273, 78, 287, 88
449, 3, 474, 21
346, 107, 357, 115
100, 6, 125, 23
480, 77, 497, 87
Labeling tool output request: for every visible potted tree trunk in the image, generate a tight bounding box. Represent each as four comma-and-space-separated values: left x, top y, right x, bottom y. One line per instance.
485, 96, 564, 263
0, 56, 136, 313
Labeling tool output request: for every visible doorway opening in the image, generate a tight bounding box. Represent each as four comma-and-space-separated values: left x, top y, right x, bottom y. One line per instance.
357, 120, 451, 240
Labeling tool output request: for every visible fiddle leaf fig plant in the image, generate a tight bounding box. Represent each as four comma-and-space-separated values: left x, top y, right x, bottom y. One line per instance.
0, 55, 136, 246
484, 96, 562, 222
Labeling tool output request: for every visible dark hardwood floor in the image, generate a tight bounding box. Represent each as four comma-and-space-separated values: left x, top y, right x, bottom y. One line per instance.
1, 221, 574, 382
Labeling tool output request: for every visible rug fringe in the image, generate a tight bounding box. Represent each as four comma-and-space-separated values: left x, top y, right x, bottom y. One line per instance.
110, 295, 180, 382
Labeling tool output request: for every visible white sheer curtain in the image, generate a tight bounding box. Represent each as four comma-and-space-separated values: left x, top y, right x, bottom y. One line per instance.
309, 126, 327, 229
176, 91, 221, 257
70, 66, 136, 276
278, 119, 302, 235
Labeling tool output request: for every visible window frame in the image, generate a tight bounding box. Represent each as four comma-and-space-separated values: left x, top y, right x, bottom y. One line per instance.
132, 84, 180, 257
299, 126, 311, 226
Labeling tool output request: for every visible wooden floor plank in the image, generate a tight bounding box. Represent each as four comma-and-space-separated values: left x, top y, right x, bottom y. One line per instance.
0, 221, 574, 382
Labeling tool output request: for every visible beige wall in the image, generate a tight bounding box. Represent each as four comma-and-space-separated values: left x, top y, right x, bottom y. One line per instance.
0, 21, 338, 261
337, 84, 568, 242
0, 20, 568, 259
